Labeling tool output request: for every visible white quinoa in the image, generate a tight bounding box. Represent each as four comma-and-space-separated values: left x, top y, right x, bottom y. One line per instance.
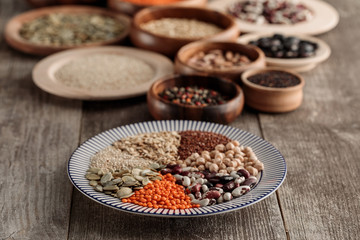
140, 18, 223, 39
55, 53, 154, 91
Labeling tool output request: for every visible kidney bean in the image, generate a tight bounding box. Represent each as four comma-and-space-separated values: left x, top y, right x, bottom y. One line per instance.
232, 186, 250, 197
181, 171, 191, 177
166, 164, 180, 169
205, 173, 217, 180
191, 198, 210, 207
223, 181, 235, 192
205, 182, 213, 188
237, 169, 251, 179
195, 192, 202, 199
215, 183, 223, 188
241, 176, 257, 188
209, 187, 223, 194
234, 183, 240, 188
193, 172, 205, 179
223, 192, 233, 201
173, 174, 183, 181
217, 195, 224, 203
175, 180, 183, 185
204, 190, 221, 199
220, 175, 234, 183
172, 166, 182, 174
208, 177, 221, 184
191, 183, 202, 193
208, 199, 217, 206
188, 193, 195, 200
234, 176, 245, 185
201, 184, 209, 193
196, 178, 205, 185
160, 168, 172, 175
182, 176, 191, 187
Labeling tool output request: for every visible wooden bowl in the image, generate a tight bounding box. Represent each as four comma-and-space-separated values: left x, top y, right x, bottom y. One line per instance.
237, 33, 331, 72
5, 5, 131, 56
147, 75, 244, 124
241, 68, 305, 113
130, 6, 240, 57
108, 0, 207, 16
175, 41, 265, 81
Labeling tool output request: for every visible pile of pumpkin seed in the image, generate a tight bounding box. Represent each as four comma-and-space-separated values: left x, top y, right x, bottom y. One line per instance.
20, 13, 125, 46
85, 163, 164, 199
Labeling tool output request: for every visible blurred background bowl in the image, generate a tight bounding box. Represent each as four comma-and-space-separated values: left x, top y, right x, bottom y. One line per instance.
130, 6, 240, 57
108, 0, 207, 16
147, 74, 244, 124
175, 41, 265, 81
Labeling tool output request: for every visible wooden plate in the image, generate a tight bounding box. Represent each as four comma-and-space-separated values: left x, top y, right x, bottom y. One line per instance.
207, 0, 339, 35
238, 33, 331, 72
5, 5, 131, 56
32, 46, 174, 100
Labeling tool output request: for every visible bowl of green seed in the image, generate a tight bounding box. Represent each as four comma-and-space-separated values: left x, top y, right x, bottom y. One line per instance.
5, 5, 131, 55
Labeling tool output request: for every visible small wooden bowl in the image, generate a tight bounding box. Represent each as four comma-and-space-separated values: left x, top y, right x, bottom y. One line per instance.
147, 75, 244, 124
108, 0, 207, 16
175, 41, 265, 81
130, 6, 240, 56
241, 68, 305, 113
5, 5, 131, 56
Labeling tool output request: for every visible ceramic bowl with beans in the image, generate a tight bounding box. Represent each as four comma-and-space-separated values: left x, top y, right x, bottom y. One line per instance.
238, 33, 331, 72
175, 41, 265, 81
241, 67, 305, 113
130, 6, 239, 56
147, 74, 244, 124
108, 0, 207, 16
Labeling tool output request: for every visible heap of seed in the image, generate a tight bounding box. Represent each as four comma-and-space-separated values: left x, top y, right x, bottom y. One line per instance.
55, 54, 154, 91
20, 13, 125, 46
177, 131, 230, 160
140, 18, 222, 39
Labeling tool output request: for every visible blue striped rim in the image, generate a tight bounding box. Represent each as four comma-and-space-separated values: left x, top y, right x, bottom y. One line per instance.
67, 120, 287, 217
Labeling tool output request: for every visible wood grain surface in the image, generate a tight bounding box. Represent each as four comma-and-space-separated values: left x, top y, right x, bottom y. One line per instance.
0, 0, 359, 239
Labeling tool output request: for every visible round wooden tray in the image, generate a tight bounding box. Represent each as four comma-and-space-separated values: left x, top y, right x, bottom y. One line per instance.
32, 46, 174, 100
238, 33, 331, 72
5, 5, 131, 56
207, 0, 339, 35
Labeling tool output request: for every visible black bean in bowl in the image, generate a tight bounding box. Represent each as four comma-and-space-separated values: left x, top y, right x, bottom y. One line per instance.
249, 34, 319, 59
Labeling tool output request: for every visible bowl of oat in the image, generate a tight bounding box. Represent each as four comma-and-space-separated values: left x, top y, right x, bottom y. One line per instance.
175, 41, 266, 81
5, 5, 131, 56
130, 6, 240, 56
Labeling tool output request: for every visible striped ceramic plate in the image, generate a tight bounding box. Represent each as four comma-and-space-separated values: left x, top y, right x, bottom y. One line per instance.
67, 120, 286, 217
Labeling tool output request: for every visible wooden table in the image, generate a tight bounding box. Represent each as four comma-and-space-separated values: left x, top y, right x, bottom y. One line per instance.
1, 0, 359, 239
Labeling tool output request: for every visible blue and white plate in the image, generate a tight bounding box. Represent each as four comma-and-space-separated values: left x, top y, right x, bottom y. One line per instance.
68, 120, 286, 217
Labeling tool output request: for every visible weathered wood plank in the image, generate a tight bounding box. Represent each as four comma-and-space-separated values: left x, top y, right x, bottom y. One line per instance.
67, 99, 286, 240
0, 1, 82, 239
259, 1, 360, 239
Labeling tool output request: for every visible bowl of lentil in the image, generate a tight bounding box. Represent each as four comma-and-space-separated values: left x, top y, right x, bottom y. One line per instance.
238, 33, 331, 72
108, 0, 207, 16
241, 67, 305, 113
147, 74, 244, 124
5, 5, 131, 56
175, 41, 266, 81
130, 6, 240, 56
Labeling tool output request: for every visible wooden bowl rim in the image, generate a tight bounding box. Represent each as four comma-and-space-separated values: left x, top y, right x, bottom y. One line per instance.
241, 67, 305, 92
109, 0, 206, 8
5, 5, 131, 55
148, 74, 243, 109
132, 6, 238, 41
176, 40, 265, 74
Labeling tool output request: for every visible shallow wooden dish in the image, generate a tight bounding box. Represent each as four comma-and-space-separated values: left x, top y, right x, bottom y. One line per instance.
175, 41, 265, 81
32, 46, 174, 100
130, 6, 240, 56
241, 68, 305, 113
147, 75, 244, 124
5, 5, 131, 56
208, 0, 339, 35
108, 0, 207, 16
238, 33, 331, 72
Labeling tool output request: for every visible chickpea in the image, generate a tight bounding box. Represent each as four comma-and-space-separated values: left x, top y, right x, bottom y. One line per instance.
192, 167, 199, 172
254, 161, 264, 171
245, 162, 253, 167
193, 153, 200, 158
235, 166, 243, 171
226, 153, 234, 159
203, 154, 211, 161
209, 163, 219, 173
176, 160, 183, 164
244, 146, 252, 153
226, 167, 235, 173
232, 140, 240, 147
234, 147, 242, 154
223, 158, 233, 167
196, 157, 206, 165
169, 161, 176, 165
214, 152, 224, 160
226, 142, 235, 150
190, 162, 197, 167
215, 144, 225, 152
219, 163, 227, 170
210, 150, 218, 158
205, 161, 212, 169
201, 151, 210, 157
198, 165, 205, 171
245, 166, 258, 176
184, 159, 192, 166
213, 157, 222, 165
219, 169, 228, 174
180, 163, 187, 168
234, 158, 242, 167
